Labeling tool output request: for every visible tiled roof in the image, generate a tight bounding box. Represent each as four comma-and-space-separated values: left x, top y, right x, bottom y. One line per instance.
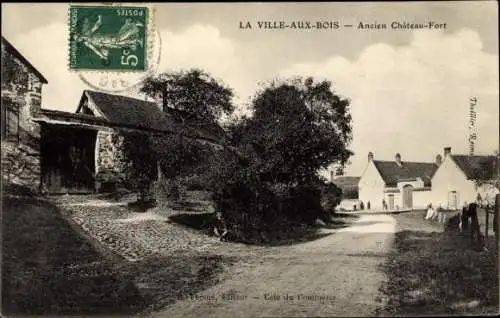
2, 37, 48, 84
373, 160, 438, 187
83, 90, 225, 143
451, 155, 498, 181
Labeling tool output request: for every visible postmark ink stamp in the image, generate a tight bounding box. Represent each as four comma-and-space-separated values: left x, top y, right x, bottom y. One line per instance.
69, 6, 148, 71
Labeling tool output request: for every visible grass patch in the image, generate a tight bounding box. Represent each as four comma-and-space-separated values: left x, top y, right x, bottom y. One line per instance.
377, 229, 499, 316
1, 195, 143, 315
2, 191, 235, 316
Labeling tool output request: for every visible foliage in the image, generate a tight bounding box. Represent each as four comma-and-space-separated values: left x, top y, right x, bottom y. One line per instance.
151, 134, 218, 201
228, 77, 353, 185
321, 182, 344, 212
121, 131, 157, 202
123, 69, 234, 202
140, 68, 235, 124
209, 77, 352, 242
152, 134, 216, 180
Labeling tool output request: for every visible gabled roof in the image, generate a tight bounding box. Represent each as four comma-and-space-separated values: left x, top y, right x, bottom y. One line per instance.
373, 160, 438, 187
77, 90, 225, 143
332, 176, 361, 187
1, 37, 48, 84
451, 155, 498, 181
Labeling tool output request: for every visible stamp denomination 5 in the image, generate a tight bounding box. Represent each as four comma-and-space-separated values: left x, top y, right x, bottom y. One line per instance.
69, 6, 148, 71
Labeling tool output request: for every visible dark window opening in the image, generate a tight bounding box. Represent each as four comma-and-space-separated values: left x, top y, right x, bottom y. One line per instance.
1, 98, 20, 142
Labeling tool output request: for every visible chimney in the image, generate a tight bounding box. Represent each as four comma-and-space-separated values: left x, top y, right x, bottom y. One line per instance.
444, 147, 451, 158
436, 154, 443, 166
368, 152, 374, 162
395, 153, 402, 167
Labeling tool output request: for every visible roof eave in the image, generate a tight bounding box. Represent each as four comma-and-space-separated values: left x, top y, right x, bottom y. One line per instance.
2, 37, 48, 84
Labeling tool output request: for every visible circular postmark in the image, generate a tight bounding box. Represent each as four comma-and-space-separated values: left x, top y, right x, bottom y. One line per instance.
77, 28, 162, 93
70, 3, 162, 93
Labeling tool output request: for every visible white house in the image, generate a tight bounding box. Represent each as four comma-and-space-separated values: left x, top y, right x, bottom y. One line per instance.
358, 152, 438, 210
430, 147, 499, 210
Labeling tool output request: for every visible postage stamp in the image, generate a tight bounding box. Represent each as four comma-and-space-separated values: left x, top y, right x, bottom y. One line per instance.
69, 6, 148, 71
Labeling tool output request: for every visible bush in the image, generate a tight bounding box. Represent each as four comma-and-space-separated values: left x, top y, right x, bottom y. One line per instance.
321, 183, 343, 213
206, 77, 352, 243
209, 151, 332, 243
154, 179, 187, 204
183, 174, 211, 191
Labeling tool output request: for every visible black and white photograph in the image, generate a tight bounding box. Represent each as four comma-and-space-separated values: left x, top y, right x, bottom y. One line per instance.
1, 1, 499, 317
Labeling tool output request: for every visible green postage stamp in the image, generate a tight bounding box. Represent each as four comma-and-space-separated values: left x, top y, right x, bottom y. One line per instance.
69, 6, 148, 71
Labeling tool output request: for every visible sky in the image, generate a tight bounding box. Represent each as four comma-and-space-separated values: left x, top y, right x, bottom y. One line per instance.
2, 2, 499, 176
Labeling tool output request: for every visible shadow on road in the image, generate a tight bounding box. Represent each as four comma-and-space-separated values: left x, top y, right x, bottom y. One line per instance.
2, 187, 234, 316
2, 194, 144, 316
169, 211, 361, 246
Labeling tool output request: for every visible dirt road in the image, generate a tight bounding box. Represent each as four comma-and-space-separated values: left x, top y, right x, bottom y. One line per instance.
152, 214, 397, 317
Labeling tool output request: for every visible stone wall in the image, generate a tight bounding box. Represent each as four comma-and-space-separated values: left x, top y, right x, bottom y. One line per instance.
95, 129, 128, 191
1, 141, 41, 190
1, 41, 44, 192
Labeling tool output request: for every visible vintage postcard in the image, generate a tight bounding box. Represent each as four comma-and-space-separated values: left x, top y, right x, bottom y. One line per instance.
1, 1, 499, 317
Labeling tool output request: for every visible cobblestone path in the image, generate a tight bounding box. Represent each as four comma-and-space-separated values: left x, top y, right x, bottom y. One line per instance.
54, 195, 225, 262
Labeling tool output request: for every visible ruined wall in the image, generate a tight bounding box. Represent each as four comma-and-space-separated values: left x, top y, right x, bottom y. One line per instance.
1, 141, 41, 189
1, 42, 44, 191
94, 129, 129, 190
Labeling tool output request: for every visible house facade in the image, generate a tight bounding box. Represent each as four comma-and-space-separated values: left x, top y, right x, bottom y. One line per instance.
358, 152, 438, 210
1, 37, 224, 195
358, 147, 499, 211
430, 147, 499, 209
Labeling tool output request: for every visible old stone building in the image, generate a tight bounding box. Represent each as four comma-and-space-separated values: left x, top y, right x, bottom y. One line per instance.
1, 37, 225, 194
36, 90, 224, 194
1, 37, 48, 189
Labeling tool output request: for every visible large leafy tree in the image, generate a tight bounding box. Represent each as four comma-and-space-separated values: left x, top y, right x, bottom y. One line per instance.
140, 68, 235, 124
123, 69, 235, 202
140, 69, 234, 179
209, 77, 353, 238
229, 77, 353, 185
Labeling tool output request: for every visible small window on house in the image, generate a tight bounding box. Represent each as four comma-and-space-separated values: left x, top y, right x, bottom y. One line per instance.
1, 98, 20, 142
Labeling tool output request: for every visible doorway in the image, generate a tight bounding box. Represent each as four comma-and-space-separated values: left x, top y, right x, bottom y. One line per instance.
402, 185, 413, 209
448, 191, 459, 210
388, 194, 395, 210
41, 124, 97, 193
